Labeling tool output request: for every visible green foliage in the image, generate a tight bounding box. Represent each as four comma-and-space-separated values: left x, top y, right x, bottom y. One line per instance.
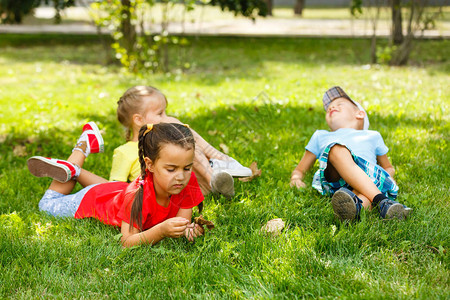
0, 0, 75, 24
0, 35, 449, 298
350, 0, 363, 17
376, 44, 397, 64
90, 0, 267, 73
0, 0, 40, 24
41, 0, 76, 24
349, 0, 447, 66
209, 0, 267, 19
91, 0, 192, 73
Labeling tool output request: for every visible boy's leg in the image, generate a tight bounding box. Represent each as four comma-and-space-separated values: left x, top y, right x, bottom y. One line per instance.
327, 144, 408, 219
354, 193, 371, 209
327, 144, 382, 202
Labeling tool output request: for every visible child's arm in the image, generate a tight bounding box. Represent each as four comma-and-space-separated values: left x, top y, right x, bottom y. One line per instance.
377, 154, 395, 178
120, 217, 189, 247
290, 150, 316, 189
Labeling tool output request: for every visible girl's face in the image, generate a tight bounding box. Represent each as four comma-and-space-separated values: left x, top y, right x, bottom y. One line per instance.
140, 94, 168, 125
145, 143, 194, 201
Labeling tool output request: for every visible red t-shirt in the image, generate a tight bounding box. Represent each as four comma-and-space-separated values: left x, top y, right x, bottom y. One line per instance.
74, 172, 204, 230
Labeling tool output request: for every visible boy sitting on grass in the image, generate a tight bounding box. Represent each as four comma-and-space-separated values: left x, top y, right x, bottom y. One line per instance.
290, 86, 412, 221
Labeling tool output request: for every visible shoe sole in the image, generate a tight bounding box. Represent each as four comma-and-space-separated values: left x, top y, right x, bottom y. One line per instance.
86, 121, 104, 153
403, 207, 413, 219
385, 203, 407, 220
224, 169, 253, 178
331, 190, 356, 221
211, 172, 235, 197
27, 157, 70, 183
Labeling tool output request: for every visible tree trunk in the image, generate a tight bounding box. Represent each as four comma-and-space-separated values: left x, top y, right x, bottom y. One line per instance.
265, 0, 273, 16
294, 0, 305, 16
120, 0, 136, 55
390, 35, 413, 66
391, 0, 403, 45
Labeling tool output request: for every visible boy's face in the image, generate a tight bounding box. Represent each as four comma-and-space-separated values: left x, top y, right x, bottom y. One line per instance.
140, 94, 168, 125
325, 97, 363, 131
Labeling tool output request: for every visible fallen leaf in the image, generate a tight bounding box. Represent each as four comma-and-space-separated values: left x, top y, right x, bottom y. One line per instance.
13, 145, 27, 157
194, 215, 215, 230
208, 130, 217, 136
261, 218, 285, 237
219, 143, 229, 154
239, 161, 262, 182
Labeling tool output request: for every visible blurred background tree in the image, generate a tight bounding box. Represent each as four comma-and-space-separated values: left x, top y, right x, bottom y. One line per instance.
0, 0, 75, 24
351, 0, 445, 66
90, 0, 267, 73
0, 0, 40, 24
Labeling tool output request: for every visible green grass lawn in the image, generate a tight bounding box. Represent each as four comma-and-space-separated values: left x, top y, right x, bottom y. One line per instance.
0, 34, 449, 298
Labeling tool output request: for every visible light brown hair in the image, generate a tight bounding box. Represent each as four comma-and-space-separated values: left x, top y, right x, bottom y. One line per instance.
117, 86, 168, 141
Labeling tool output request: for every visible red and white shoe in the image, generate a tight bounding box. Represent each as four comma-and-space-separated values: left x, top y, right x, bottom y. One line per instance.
27, 156, 80, 183
73, 121, 104, 157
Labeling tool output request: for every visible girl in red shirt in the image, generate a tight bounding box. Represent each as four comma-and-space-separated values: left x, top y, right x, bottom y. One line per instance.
27, 123, 204, 247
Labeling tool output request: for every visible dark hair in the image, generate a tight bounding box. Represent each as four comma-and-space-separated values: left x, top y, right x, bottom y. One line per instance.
116, 86, 168, 141
129, 123, 195, 231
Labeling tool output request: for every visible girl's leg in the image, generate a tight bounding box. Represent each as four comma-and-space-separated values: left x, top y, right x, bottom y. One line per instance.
192, 130, 229, 161
47, 149, 86, 195
193, 147, 213, 196
193, 146, 235, 198
31, 121, 106, 195
48, 148, 109, 194
39, 184, 97, 217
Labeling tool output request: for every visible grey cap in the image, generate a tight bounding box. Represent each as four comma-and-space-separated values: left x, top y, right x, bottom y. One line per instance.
323, 86, 370, 130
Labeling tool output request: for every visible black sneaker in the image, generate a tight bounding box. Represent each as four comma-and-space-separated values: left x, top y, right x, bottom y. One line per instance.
331, 187, 363, 221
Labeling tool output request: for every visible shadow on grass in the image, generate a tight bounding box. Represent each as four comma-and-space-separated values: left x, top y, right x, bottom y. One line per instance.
1, 34, 448, 80
1, 100, 447, 218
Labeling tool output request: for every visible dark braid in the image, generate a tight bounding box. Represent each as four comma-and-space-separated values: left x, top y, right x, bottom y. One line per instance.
129, 123, 195, 231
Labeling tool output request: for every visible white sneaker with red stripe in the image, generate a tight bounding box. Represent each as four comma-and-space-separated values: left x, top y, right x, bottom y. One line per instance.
27, 156, 81, 183
73, 121, 104, 157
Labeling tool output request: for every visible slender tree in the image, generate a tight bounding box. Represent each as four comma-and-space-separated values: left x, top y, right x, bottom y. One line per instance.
294, 0, 305, 16
391, 0, 404, 45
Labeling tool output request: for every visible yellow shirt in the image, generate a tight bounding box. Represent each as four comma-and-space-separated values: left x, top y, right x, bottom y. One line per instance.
109, 141, 140, 182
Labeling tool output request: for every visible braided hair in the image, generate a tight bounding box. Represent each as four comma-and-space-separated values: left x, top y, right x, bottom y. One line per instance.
129, 123, 195, 231
116, 86, 168, 141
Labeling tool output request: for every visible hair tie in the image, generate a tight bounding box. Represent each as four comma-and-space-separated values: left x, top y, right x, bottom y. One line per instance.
143, 124, 153, 136
183, 124, 190, 128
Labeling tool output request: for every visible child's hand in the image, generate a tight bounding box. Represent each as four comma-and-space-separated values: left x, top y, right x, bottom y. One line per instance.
161, 217, 189, 238
290, 178, 307, 189
184, 223, 204, 242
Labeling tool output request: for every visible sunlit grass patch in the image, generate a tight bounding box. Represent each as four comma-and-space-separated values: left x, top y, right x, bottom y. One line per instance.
0, 35, 449, 298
